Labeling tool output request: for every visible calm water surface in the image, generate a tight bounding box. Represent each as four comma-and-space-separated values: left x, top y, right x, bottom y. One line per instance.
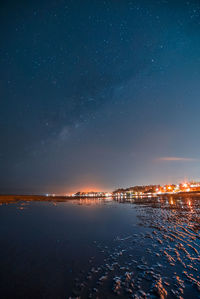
0, 197, 200, 298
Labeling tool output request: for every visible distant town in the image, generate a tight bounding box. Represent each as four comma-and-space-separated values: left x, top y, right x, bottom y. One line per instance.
1, 181, 200, 204
68, 181, 200, 198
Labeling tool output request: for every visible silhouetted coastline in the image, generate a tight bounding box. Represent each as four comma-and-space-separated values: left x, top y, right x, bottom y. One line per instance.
1, 191, 200, 204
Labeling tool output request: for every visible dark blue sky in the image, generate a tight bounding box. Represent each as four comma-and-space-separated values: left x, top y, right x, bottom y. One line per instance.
1, 0, 200, 194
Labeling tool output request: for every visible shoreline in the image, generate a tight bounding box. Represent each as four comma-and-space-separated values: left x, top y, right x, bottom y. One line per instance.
1, 191, 200, 203
0, 194, 74, 203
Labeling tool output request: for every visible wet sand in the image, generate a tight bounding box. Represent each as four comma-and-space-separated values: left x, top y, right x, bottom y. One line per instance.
0, 196, 199, 298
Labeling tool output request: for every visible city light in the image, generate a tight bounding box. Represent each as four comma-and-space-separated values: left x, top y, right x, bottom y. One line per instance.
68, 181, 200, 199
112, 181, 200, 198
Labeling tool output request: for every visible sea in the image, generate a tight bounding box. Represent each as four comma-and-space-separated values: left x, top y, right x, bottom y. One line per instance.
0, 196, 199, 298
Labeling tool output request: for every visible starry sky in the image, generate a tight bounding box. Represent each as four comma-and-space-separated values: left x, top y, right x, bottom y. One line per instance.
1, 0, 200, 194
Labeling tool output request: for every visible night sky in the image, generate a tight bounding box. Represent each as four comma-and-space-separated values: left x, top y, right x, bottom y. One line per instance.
1, 0, 200, 194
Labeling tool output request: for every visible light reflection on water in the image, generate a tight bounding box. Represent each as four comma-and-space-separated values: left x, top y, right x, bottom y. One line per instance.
0, 196, 199, 298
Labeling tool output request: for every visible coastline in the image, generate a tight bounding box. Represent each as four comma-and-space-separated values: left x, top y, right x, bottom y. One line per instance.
1, 191, 200, 204
0, 194, 74, 203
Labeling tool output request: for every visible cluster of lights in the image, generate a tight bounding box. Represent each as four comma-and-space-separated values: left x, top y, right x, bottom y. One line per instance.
72, 192, 112, 198
113, 181, 200, 197
152, 181, 200, 195
45, 193, 56, 197
45, 181, 200, 199
114, 192, 153, 198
